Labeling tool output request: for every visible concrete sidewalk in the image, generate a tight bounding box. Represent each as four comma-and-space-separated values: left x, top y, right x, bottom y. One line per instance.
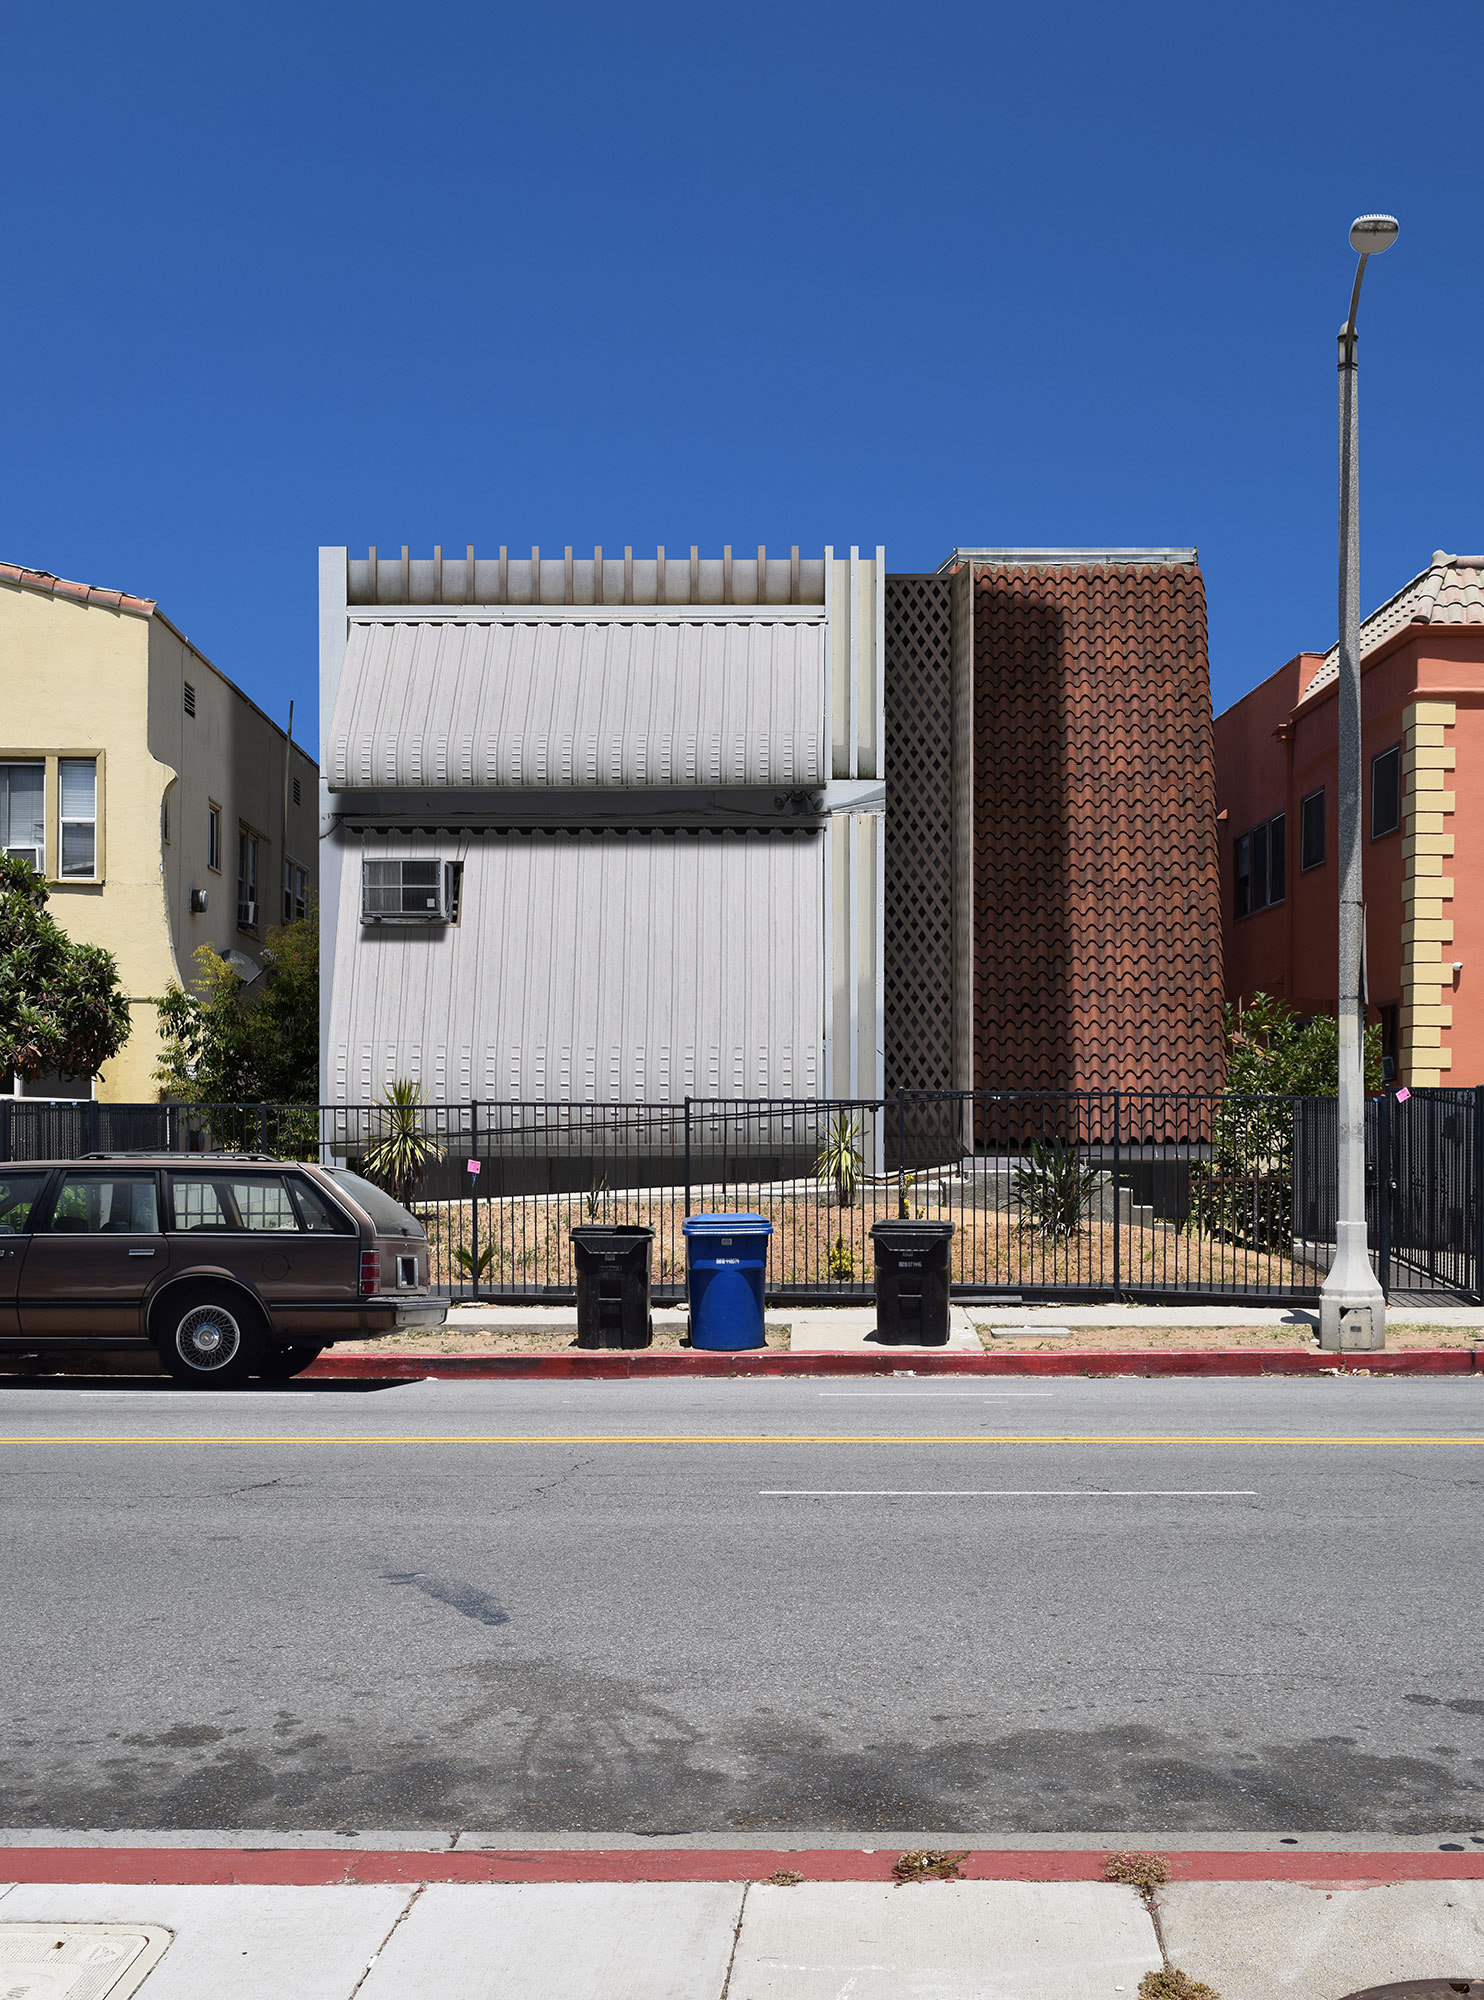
4, 1853, 1484, 1998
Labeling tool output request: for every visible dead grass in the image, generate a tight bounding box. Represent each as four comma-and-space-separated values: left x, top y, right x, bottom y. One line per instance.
332, 1323, 790, 1357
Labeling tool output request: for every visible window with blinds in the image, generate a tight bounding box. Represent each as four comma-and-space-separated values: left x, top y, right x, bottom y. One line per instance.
58, 759, 98, 878
0, 763, 45, 872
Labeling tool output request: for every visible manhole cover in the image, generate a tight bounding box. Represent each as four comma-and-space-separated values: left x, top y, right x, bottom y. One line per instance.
0, 1924, 171, 1999
1339, 1984, 1484, 1999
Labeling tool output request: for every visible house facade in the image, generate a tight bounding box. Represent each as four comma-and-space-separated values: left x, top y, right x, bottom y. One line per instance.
1213, 551, 1484, 1088
318, 545, 886, 1112
883, 550, 1225, 1098
1, 561, 319, 1101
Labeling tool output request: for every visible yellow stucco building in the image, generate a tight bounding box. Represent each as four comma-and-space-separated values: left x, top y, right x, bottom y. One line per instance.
1, 561, 318, 1102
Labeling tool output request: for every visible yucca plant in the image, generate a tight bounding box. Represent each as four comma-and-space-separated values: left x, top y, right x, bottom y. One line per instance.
454, 1243, 496, 1280
815, 1113, 863, 1208
1013, 1137, 1098, 1241
359, 1079, 444, 1207
827, 1233, 855, 1281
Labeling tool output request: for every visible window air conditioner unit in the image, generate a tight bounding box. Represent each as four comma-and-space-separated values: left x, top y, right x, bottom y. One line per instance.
360, 859, 461, 925
237, 900, 258, 927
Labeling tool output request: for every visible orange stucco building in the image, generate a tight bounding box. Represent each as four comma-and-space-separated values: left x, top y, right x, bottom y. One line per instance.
1214, 552, 1484, 1088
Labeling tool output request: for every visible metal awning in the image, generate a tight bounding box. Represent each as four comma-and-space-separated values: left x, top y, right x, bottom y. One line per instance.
328, 612, 827, 792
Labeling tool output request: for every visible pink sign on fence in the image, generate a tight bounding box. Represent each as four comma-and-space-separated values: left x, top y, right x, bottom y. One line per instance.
467, 1158, 481, 1174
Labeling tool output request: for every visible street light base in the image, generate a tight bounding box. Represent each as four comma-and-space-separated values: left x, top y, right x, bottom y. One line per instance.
1318, 1225, 1387, 1349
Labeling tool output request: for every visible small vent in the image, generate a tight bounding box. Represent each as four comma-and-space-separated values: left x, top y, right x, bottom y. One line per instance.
183, 681, 196, 716
292, 777, 302, 807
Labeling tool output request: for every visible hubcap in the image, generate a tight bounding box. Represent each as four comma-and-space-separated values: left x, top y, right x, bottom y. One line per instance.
176, 1303, 242, 1372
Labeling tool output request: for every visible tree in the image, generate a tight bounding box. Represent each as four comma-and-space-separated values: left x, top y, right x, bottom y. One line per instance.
155, 914, 319, 1104
1224, 991, 1383, 1097
0, 856, 132, 1084
1189, 993, 1385, 1252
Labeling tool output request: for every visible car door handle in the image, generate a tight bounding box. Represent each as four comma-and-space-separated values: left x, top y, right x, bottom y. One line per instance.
128, 1247, 157, 1257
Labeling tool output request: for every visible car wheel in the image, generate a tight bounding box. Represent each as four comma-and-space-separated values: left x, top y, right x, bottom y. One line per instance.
154, 1285, 266, 1388
256, 1342, 326, 1381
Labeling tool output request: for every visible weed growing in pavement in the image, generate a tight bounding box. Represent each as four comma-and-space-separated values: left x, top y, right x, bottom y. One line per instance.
764, 1869, 804, 1887
1103, 1853, 1220, 2000
1137, 1972, 1219, 2000
892, 1850, 968, 1884
1102, 1851, 1171, 1899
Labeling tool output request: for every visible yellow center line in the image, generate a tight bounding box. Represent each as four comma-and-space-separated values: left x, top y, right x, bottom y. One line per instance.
0, 1433, 1481, 1447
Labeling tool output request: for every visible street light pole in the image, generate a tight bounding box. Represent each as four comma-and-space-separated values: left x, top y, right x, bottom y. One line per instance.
1319, 213, 1398, 1353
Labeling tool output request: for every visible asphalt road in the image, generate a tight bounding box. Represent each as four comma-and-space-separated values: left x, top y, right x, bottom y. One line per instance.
2, 1373, 1482, 1836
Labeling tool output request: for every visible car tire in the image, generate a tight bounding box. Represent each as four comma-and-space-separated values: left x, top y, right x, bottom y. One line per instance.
256, 1342, 326, 1381
153, 1285, 266, 1388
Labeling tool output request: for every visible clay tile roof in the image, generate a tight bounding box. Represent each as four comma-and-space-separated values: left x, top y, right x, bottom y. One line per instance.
971, 555, 1224, 1095
1303, 552, 1484, 696
0, 559, 156, 619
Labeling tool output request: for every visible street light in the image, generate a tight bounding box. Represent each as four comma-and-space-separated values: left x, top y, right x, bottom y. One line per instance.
1319, 213, 1398, 1353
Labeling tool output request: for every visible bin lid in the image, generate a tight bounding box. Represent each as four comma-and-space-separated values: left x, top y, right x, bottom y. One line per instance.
682, 1211, 773, 1236
570, 1224, 655, 1242
869, 1219, 955, 1242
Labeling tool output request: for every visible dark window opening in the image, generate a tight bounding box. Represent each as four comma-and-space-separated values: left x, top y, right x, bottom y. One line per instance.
1234, 812, 1285, 918
1300, 788, 1325, 870
183, 681, 196, 717
1371, 745, 1401, 838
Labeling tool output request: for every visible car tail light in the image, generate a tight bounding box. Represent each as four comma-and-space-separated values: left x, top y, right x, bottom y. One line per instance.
359, 1251, 381, 1296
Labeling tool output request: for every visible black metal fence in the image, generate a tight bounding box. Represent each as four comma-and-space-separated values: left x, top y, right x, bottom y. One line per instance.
1, 1088, 1478, 1305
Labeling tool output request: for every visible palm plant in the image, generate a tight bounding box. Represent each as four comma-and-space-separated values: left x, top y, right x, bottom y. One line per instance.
1013, 1137, 1098, 1241
359, 1079, 444, 1207
815, 1113, 863, 1208
454, 1243, 496, 1280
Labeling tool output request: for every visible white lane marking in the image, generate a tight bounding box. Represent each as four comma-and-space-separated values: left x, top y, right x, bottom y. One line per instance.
816, 1391, 1055, 1399
761, 1488, 1258, 1497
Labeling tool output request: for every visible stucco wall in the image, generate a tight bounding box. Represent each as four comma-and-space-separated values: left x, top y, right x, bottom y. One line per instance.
1, 577, 319, 1103
1214, 628, 1483, 1086
0, 580, 173, 1099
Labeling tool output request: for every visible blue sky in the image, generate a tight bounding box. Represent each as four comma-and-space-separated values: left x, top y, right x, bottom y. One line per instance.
4, 0, 1479, 737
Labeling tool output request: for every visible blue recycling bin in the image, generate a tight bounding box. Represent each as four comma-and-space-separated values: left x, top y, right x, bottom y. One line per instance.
683, 1212, 772, 1350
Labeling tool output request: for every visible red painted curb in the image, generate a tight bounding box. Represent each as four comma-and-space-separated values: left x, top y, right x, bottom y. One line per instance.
5, 1847, 1484, 1887
307, 1348, 1480, 1381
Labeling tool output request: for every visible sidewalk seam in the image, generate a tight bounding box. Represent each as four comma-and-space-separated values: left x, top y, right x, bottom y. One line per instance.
345, 1880, 423, 1998
716, 1879, 750, 2000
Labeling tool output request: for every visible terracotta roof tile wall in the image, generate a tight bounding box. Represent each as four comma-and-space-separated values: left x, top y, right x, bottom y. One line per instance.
970, 559, 1224, 1094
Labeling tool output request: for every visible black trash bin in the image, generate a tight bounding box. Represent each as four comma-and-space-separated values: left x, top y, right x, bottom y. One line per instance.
869, 1220, 955, 1346
571, 1225, 655, 1349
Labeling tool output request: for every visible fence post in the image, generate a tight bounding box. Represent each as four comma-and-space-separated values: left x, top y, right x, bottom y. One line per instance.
684, 1096, 692, 1218
469, 1099, 480, 1301
1474, 1085, 1484, 1306
1376, 1089, 1392, 1300
897, 1093, 907, 1216
259, 1103, 269, 1154
1120, 1088, 1128, 1304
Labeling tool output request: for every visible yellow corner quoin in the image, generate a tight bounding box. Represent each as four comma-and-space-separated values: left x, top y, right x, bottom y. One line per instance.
2, 1433, 1483, 1447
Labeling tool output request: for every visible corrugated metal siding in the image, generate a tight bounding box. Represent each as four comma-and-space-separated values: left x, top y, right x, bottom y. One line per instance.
328, 616, 827, 792
329, 833, 825, 1105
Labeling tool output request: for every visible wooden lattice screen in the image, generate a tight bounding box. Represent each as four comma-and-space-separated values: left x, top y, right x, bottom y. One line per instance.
883, 576, 957, 1096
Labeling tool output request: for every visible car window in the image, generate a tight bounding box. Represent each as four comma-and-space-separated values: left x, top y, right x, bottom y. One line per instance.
325, 1168, 424, 1235
0, 1174, 48, 1234
168, 1173, 301, 1233
287, 1176, 357, 1235
47, 1174, 159, 1234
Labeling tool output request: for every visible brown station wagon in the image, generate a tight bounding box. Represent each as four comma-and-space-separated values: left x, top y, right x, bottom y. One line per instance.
0, 1154, 447, 1385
